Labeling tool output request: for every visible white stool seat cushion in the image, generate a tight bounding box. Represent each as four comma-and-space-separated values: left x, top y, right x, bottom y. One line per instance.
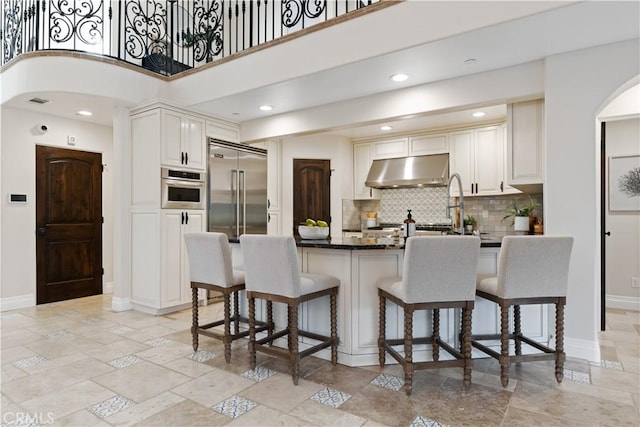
476, 275, 498, 296
184, 232, 239, 288
240, 235, 339, 299
377, 236, 481, 304
483, 236, 574, 299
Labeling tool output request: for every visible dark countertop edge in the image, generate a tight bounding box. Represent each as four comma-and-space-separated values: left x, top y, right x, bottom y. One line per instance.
230, 237, 501, 249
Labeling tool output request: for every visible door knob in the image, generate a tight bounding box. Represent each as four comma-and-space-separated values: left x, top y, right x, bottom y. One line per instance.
37, 227, 46, 236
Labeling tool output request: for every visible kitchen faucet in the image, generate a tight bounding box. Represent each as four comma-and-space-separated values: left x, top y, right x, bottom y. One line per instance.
446, 173, 464, 235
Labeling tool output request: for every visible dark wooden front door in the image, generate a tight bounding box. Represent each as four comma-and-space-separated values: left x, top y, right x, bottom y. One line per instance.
36, 146, 103, 304
293, 159, 331, 235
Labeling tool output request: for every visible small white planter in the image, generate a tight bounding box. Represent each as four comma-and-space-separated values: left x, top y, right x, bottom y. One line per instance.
514, 216, 530, 232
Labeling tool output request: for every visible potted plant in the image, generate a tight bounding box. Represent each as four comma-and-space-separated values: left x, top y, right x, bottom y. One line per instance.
463, 214, 477, 233
502, 197, 538, 232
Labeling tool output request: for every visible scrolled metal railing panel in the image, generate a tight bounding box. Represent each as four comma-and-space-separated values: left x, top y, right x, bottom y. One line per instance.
1, 0, 380, 74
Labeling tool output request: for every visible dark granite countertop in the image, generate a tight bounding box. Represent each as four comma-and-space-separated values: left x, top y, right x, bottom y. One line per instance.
231, 235, 502, 249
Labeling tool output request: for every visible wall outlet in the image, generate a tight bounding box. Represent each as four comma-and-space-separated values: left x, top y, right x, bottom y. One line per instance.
67, 135, 76, 146
632, 277, 639, 288
482, 210, 489, 219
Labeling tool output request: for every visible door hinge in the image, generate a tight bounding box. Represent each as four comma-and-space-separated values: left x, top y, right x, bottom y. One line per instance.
102, 217, 104, 224
101, 268, 104, 275
101, 164, 104, 172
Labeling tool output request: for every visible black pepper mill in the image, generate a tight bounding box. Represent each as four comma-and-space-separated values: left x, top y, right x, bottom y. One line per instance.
403, 209, 416, 241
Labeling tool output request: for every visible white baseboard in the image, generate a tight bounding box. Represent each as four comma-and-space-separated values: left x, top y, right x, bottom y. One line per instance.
565, 336, 600, 363
103, 281, 114, 294
606, 294, 640, 311
111, 296, 132, 312
0, 294, 35, 312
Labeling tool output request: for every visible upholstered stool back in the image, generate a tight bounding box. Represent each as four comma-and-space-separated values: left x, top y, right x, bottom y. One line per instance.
497, 236, 573, 299
401, 236, 480, 303
239, 235, 302, 298
184, 232, 237, 287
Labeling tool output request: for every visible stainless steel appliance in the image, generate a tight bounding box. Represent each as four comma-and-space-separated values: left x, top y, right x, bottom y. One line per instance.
365, 153, 449, 188
207, 139, 267, 238
161, 167, 206, 209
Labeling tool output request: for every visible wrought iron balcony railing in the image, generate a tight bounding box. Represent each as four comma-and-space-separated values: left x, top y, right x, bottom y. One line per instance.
2, 0, 381, 76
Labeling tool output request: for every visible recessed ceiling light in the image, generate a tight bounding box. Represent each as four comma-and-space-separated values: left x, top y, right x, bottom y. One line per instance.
464, 58, 477, 64
77, 110, 93, 116
380, 125, 393, 131
259, 105, 273, 111
390, 73, 409, 82
472, 111, 486, 118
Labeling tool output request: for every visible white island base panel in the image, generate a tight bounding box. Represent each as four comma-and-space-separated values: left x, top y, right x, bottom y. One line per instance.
230, 244, 548, 367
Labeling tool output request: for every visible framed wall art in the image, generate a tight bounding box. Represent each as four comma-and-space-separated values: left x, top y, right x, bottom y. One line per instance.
609, 154, 640, 211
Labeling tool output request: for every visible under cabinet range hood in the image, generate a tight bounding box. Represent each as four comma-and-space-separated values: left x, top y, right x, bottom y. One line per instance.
365, 154, 449, 188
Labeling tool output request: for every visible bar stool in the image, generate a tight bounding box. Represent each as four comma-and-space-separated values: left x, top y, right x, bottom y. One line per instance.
471, 236, 573, 387
378, 236, 481, 395
184, 232, 271, 363
239, 235, 339, 385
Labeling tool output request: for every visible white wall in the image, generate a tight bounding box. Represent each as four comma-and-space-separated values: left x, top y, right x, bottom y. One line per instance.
545, 38, 640, 360
280, 134, 353, 238
0, 107, 113, 310
605, 118, 640, 310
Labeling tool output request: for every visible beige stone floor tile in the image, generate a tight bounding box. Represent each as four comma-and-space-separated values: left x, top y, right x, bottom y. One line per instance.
1, 357, 114, 402
338, 382, 419, 426
134, 341, 194, 366
226, 404, 305, 426
303, 362, 381, 396
134, 399, 229, 427
85, 339, 151, 362
92, 360, 191, 403
123, 324, 180, 342
71, 326, 131, 345
617, 353, 640, 374
510, 380, 640, 425
23, 333, 104, 359
599, 343, 620, 361
556, 377, 636, 407
502, 406, 566, 426
104, 391, 185, 426
239, 374, 324, 413
163, 357, 216, 378
590, 364, 640, 394
18, 352, 89, 375
1, 362, 28, 384
23, 317, 84, 335
361, 420, 390, 426
171, 368, 254, 407
1, 346, 38, 364
288, 399, 368, 427
54, 409, 111, 426
0, 312, 41, 328
1, 328, 43, 348
19, 379, 114, 420
632, 392, 640, 415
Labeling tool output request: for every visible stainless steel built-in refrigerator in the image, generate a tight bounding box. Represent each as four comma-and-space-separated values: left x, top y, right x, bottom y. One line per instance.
207, 139, 268, 238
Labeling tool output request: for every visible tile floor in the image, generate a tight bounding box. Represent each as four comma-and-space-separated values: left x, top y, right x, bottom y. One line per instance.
1, 295, 638, 426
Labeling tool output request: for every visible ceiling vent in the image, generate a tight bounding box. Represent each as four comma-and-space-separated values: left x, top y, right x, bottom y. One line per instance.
29, 97, 50, 104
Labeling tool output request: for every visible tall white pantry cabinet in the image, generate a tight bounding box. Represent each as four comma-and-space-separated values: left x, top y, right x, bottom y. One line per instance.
129, 102, 239, 314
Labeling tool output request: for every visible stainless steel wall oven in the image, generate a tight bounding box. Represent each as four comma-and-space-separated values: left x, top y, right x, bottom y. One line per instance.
161, 167, 205, 209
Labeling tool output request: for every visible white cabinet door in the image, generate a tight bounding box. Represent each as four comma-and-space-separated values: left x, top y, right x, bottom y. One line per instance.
371, 137, 408, 159
449, 130, 474, 197
161, 109, 205, 171
181, 210, 205, 302
507, 99, 545, 187
409, 133, 449, 156
161, 210, 184, 307
267, 140, 281, 212
267, 210, 281, 235
474, 126, 503, 196
353, 143, 381, 199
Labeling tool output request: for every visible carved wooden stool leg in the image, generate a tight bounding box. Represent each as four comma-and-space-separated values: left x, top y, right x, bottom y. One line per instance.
267, 301, 274, 345
432, 308, 440, 362
290, 304, 300, 385
378, 294, 387, 368
191, 287, 199, 351
248, 296, 257, 370
223, 293, 232, 363
404, 305, 414, 396
555, 302, 565, 383
233, 290, 240, 336
500, 304, 510, 387
514, 305, 522, 356
330, 291, 338, 365
462, 305, 473, 389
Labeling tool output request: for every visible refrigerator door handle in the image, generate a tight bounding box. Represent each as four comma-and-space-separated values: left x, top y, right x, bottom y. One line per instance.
239, 170, 246, 236
232, 169, 239, 237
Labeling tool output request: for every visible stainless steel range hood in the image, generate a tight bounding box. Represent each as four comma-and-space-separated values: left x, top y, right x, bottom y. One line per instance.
365, 154, 449, 188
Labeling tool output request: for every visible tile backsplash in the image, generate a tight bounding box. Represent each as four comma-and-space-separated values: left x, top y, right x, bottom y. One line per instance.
343, 190, 543, 233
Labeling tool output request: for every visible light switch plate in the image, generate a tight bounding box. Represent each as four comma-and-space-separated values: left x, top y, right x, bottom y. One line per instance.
67, 135, 76, 146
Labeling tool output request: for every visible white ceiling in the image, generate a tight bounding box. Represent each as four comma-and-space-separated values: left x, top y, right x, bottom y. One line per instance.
4, 1, 639, 139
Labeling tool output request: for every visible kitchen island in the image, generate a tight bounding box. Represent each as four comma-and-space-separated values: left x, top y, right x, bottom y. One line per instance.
228, 235, 547, 367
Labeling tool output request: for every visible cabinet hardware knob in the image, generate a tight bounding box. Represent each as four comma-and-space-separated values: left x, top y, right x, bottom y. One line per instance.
605, 231, 611, 236
181, 152, 185, 164
500, 181, 504, 192
181, 212, 184, 224
185, 212, 189, 224
185, 152, 188, 164
37, 227, 46, 236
